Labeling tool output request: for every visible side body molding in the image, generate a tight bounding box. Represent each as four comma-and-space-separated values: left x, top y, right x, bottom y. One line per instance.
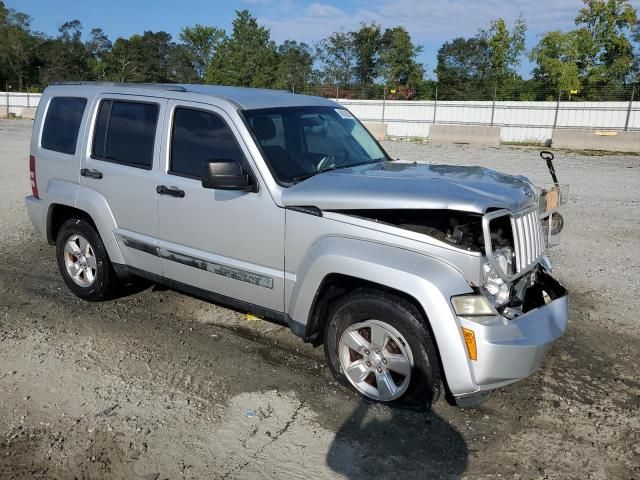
74, 185, 124, 264
287, 236, 477, 394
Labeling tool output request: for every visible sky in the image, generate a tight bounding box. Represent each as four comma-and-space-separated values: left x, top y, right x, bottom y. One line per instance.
8, 0, 640, 79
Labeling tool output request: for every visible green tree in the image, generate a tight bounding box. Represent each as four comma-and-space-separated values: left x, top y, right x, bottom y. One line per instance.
479, 16, 527, 82
205, 10, 278, 87
38, 20, 93, 84
530, 30, 590, 94
379, 26, 424, 87
316, 31, 356, 87
102, 31, 196, 83
0, 7, 47, 89
435, 37, 492, 98
275, 40, 313, 91
180, 24, 225, 79
86, 28, 112, 79
352, 23, 383, 86
575, 0, 638, 87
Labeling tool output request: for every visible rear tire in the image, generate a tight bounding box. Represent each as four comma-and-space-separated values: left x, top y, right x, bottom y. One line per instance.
56, 218, 119, 301
324, 289, 442, 409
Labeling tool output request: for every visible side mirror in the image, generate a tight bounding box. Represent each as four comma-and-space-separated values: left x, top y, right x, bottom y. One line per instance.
201, 160, 254, 191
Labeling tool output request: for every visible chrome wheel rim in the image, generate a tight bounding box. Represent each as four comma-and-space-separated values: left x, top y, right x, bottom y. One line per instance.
338, 320, 413, 401
63, 234, 97, 287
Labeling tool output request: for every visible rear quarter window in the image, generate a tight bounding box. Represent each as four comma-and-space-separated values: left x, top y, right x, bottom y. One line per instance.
92, 100, 159, 169
41, 97, 87, 155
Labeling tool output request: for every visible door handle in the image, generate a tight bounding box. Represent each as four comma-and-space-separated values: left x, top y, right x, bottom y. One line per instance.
80, 168, 103, 179
157, 185, 185, 198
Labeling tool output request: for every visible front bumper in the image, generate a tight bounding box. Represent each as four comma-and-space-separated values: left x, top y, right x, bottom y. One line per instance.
454, 274, 568, 405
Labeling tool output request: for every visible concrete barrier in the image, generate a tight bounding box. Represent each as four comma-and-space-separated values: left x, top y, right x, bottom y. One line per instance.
20, 107, 37, 119
429, 125, 501, 146
363, 122, 388, 141
552, 128, 640, 153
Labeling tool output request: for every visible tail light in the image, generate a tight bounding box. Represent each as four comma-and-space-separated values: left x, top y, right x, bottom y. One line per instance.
29, 155, 39, 199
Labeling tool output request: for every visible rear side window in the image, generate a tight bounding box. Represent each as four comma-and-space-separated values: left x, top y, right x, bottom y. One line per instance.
41, 97, 87, 155
170, 107, 245, 178
92, 100, 159, 169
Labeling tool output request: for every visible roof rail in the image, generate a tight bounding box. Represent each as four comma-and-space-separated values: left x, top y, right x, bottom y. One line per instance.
50, 81, 187, 92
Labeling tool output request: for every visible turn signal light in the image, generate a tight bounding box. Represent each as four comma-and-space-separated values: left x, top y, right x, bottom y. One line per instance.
462, 327, 477, 361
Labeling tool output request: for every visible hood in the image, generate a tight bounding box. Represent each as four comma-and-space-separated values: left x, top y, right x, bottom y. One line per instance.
281, 161, 537, 214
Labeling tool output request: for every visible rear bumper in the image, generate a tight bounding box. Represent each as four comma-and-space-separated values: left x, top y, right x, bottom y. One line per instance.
25, 195, 47, 240
454, 276, 568, 405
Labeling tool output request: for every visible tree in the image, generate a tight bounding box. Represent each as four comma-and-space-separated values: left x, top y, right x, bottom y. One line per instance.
379, 26, 424, 87
0, 8, 47, 89
479, 16, 527, 82
205, 10, 278, 87
275, 40, 313, 91
435, 37, 492, 98
38, 20, 95, 84
316, 31, 356, 87
352, 23, 382, 86
530, 30, 591, 94
180, 24, 225, 80
102, 31, 196, 83
575, 0, 638, 87
86, 28, 112, 79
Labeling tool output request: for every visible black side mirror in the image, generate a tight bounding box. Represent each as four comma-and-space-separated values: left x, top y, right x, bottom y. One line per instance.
201, 160, 254, 191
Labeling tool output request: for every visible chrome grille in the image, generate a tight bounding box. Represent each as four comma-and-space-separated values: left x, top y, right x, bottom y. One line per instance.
512, 209, 545, 273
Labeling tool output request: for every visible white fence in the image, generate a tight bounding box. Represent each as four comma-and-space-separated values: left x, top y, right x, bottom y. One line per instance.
3, 91, 640, 145
0, 92, 42, 117
337, 98, 640, 144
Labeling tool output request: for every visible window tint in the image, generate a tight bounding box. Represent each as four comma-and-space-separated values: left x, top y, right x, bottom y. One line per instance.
170, 108, 245, 178
92, 100, 159, 169
41, 97, 87, 155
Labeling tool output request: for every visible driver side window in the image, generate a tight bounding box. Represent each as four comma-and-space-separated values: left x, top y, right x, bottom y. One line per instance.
170, 107, 245, 179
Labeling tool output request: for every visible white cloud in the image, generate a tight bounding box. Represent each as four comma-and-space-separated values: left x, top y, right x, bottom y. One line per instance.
256, 0, 640, 44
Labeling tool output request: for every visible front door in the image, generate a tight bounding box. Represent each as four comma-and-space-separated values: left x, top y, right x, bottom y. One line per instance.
156, 100, 285, 311
80, 94, 167, 275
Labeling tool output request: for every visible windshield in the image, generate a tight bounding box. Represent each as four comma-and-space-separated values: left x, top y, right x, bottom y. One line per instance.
243, 106, 389, 185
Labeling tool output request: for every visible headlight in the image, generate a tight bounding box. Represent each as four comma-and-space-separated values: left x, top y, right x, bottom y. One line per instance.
483, 247, 514, 306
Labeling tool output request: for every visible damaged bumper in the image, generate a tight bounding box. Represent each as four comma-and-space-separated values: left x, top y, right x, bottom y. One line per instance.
454, 272, 568, 407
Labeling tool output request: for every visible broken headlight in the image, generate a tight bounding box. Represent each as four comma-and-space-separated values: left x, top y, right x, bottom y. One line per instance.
482, 247, 515, 306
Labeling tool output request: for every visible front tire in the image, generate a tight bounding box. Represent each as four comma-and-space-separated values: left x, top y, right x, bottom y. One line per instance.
56, 218, 118, 301
324, 289, 442, 409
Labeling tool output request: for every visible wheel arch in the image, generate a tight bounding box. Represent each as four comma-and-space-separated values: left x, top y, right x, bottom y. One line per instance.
47, 188, 124, 265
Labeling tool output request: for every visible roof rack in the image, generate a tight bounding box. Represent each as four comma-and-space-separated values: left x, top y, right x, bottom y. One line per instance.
50, 81, 187, 92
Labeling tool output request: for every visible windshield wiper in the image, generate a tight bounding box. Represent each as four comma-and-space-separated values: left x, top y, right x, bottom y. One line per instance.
292, 159, 386, 184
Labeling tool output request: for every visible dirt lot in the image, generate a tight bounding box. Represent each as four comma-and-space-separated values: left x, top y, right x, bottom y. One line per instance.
0, 119, 639, 479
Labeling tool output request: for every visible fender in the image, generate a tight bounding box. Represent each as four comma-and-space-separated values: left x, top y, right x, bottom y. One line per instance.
287, 236, 478, 394
74, 184, 124, 264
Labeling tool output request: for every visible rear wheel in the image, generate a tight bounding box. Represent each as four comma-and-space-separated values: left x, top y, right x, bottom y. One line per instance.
56, 218, 119, 301
324, 289, 442, 409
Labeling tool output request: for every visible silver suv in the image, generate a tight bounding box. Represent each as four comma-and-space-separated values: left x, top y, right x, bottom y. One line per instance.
25, 83, 568, 408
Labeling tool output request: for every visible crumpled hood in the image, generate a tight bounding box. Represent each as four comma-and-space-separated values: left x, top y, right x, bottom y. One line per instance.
281, 161, 537, 214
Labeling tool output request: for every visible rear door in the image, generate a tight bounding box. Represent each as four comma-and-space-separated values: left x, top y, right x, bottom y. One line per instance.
80, 95, 167, 275
155, 100, 285, 311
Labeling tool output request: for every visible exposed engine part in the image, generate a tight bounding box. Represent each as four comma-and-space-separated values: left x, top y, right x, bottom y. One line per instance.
336, 209, 485, 251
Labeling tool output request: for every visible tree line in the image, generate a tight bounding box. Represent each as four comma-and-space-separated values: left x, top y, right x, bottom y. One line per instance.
1, 0, 639, 100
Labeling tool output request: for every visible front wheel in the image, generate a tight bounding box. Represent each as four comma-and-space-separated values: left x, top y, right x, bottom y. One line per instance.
324, 289, 442, 409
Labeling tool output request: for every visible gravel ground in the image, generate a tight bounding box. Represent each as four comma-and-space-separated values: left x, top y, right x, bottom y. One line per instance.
0, 119, 639, 479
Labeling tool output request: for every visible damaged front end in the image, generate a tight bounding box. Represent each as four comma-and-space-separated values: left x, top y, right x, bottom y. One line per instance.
334, 150, 570, 320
